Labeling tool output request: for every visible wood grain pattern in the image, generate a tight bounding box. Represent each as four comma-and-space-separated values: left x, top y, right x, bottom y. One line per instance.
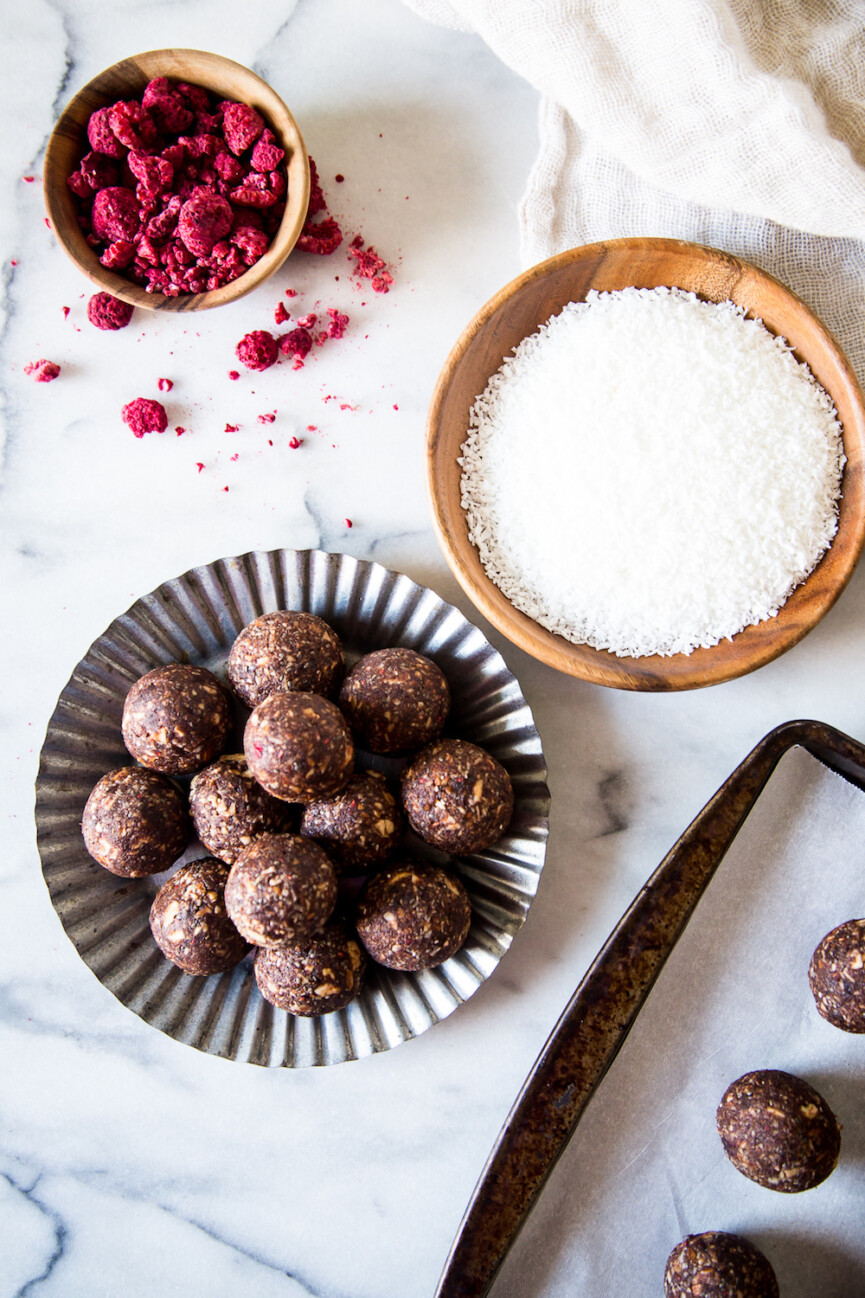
43, 49, 310, 312
426, 238, 865, 690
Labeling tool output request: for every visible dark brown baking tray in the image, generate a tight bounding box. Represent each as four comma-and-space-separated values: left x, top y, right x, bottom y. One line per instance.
434, 718, 865, 1297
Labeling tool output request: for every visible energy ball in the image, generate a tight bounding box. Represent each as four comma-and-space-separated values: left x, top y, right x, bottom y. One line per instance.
809, 918, 865, 1032
244, 691, 353, 803
82, 765, 188, 877
355, 857, 471, 971
254, 920, 366, 1015
189, 753, 291, 865
664, 1232, 779, 1298
224, 833, 337, 947
228, 610, 344, 708
716, 1069, 841, 1192
401, 738, 513, 854
149, 857, 249, 975
338, 647, 450, 753
300, 771, 404, 873
121, 663, 232, 775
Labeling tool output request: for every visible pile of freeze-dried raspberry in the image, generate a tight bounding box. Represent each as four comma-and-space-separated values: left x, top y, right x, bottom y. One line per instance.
67, 78, 287, 297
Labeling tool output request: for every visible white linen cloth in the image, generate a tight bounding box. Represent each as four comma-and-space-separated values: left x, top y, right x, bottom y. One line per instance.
403, 0, 865, 382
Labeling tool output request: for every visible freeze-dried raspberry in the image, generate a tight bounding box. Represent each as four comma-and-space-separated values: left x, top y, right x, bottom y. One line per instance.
251, 130, 285, 172
142, 78, 193, 133
324, 307, 348, 339
235, 330, 278, 372
100, 240, 136, 269
86, 106, 126, 159
214, 151, 245, 184
274, 301, 290, 325
122, 397, 168, 437
79, 152, 119, 193
297, 216, 343, 256
178, 191, 232, 256
348, 238, 393, 292
222, 102, 265, 156
228, 172, 279, 208
176, 82, 211, 113
87, 291, 134, 330
230, 225, 270, 264
128, 151, 174, 199
24, 359, 60, 383
195, 110, 223, 135
279, 327, 313, 361
67, 169, 95, 199
145, 194, 182, 240
107, 100, 158, 151
91, 187, 140, 242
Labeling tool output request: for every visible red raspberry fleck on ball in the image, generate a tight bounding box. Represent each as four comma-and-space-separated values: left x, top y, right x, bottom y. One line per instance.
122, 398, 168, 438
92, 187, 141, 242
87, 292, 134, 331
222, 102, 265, 156
178, 191, 233, 257
235, 330, 278, 372
24, 359, 61, 383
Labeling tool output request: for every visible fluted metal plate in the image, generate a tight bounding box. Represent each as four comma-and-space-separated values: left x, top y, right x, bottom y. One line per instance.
35, 550, 550, 1067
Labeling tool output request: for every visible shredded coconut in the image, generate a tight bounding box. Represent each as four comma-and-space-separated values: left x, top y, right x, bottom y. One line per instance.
460, 288, 845, 658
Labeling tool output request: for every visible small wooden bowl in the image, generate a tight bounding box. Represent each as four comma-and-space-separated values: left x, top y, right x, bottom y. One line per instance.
43, 49, 310, 312
426, 237, 865, 690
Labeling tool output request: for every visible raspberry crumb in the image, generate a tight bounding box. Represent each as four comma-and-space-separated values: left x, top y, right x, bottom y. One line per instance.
335, 174, 344, 183
22, 175, 35, 183
62, 306, 70, 319
257, 412, 276, 424
229, 370, 240, 381
231, 453, 239, 461
158, 377, 174, 392
285, 289, 297, 298
224, 423, 239, 433
274, 301, 290, 325
393, 403, 399, 410
222, 486, 229, 492
288, 436, 302, 449
122, 397, 167, 437
24, 359, 61, 383
196, 462, 205, 472
306, 424, 317, 432
87, 292, 134, 330
235, 329, 278, 371
344, 518, 353, 528
175, 426, 186, 435
297, 313, 318, 329
347, 240, 393, 293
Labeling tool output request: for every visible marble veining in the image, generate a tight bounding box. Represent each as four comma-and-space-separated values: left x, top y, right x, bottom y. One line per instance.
4, 0, 865, 1294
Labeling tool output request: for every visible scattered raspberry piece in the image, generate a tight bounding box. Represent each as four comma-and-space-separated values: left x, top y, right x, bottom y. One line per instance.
306, 425, 318, 432
297, 215, 342, 256
86, 106, 125, 158
178, 191, 232, 257
325, 307, 348, 339
228, 370, 240, 381
288, 436, 302, 449
158, 378, 174, 392
87, 292, 134, 331
235, 330, 278, 372
297, 313, 317, 329
285, 288, 297, 298
222, 102, 265, 156
224, 423, 239, 433
24, 359, 60, 383
92, 187, 140, 242
257, 412, 276, 424
196, 461, 205, 472
122, 397, 167, 437
231, 453, 239, 461
335, 173, 345, 183
279, 327, 312, 362
175, 426, 186, 435
347, 240, 393, 293
274, 301, 289, 325
23, 175, 36, 183
62, 306, 70, 319
344, 518, 353, 528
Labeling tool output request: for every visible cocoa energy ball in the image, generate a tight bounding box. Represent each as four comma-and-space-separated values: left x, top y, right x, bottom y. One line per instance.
401, 738, 513, 854
82, 765, 188, 877
254, 920, 366, 1015
224, 833, 337, 947
244, 691, 353, 803
809, 917, 865, 1033
356, 857, 472, 971
338, 647, 450, 753
121, 663, 232, 775
300, 771, 404, 873
716, 1069, 841, 1192
149, 857, 249, 975
227, 610, 344, 708
189, 753, 290, 865
664, 1232, 779, 1298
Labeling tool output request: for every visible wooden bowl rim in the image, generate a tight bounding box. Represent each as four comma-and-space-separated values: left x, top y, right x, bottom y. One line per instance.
426, 236, 865, 691
43, 48, 310, 312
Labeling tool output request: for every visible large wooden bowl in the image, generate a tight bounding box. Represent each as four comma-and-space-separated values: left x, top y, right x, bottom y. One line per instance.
44, 49, 310, 312
426, 237, 865, 691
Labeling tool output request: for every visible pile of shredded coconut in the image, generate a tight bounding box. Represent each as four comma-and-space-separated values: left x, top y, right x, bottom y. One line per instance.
459, 287, 846, 658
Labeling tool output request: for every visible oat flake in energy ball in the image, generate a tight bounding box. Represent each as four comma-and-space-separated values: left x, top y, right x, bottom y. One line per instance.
460, 287, 846, 658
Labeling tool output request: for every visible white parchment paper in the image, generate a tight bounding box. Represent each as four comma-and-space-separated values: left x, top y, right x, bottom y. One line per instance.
494, 746, 865, 1296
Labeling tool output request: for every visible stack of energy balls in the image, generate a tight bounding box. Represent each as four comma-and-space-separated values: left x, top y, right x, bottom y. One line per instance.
80, 611, 514, 1018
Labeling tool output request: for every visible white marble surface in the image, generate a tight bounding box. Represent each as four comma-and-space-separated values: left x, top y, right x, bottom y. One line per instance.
2, 2, 865, 1295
